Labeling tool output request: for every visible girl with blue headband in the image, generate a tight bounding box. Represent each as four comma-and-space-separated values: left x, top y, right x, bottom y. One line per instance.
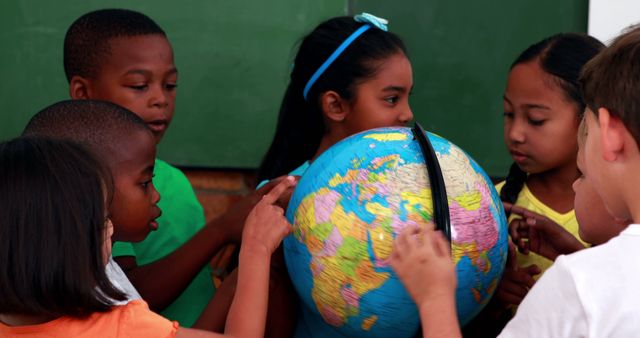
257, 13, 414, 183
256, 13, 413, 337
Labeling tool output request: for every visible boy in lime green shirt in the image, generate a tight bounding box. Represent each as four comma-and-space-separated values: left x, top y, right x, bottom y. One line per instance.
64, 9, 264, 329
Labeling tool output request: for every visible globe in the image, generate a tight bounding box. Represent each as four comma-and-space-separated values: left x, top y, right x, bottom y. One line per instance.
284, 127, 508, 337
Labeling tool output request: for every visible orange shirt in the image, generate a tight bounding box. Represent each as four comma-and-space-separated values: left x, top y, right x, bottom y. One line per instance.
0, 300, 179, 337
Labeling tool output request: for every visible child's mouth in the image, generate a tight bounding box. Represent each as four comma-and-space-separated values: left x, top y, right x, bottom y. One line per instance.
150, 220, 159, 231
147, 120, 168, 133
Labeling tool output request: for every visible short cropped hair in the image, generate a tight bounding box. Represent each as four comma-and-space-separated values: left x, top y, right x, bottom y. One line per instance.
64, 8, 166, 82
23, 100, 151, 166
581, 25, 640, 144
0, 136, 125, 317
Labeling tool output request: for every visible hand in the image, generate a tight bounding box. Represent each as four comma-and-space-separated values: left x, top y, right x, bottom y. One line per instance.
214, 175, 299, 244
242, 176, 296, 255
390, 226, 456, 307
506, 203, 585, 260
494, 242, 540, 306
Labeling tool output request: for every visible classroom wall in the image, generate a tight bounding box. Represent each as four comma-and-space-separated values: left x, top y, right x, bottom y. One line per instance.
1, 1, 589, 222
1, 0, 588, 177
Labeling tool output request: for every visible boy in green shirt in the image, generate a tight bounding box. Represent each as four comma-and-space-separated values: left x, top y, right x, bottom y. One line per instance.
63, 9, 294, 332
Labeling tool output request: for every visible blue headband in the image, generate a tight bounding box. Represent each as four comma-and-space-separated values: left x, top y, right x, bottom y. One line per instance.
303, 13, 389, 101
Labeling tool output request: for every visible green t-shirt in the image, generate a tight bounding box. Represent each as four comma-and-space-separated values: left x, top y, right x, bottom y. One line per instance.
112, 159, 215, 327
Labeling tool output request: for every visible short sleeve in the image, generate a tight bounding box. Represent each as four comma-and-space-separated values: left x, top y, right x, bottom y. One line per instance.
111, 241, 136, 258
499, 256, 588, 338
119, 300, 179, 337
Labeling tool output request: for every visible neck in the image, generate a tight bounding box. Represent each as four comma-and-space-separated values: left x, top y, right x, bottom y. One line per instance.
526, 161, 579, 214
312, 132, 344, 161
529, 162, 579, 193
0, 313, 56, 326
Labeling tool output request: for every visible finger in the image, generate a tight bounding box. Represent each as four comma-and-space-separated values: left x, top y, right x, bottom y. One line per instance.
509, 218, 523, 242
262, 176, 297, 205
499, 279, 530, 299
507, 242, 518, 270
509, 219, 528, 253
503, 201, 513, 214
497, 290, 526, 306
256, 175, 287, 194
432, 230, 452, 258
507, 204, 532, 218
521, 264, 541, 280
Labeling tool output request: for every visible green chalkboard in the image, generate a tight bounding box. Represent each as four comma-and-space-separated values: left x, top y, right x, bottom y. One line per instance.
353, 0, 587, 176
0, 0, 346, 168
0, 1, 588, 175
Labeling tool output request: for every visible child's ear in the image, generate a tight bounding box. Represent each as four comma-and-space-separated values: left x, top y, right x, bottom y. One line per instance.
69, 76, 92, 99
320, 91, 348, 122
598, 107, 625, 162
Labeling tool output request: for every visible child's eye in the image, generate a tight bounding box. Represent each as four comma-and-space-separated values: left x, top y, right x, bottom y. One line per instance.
528, 118, 545, 126
141, 174, 155, 189
128, 84, 148, 91
503, 111, 514, 118
141, 180, 152, 189
165, 83, 178, 91
385, 96, 399, 104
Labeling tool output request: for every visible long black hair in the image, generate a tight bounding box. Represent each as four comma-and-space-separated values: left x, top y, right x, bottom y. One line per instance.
257, 16, 407, 182
500, 33, 604, 204
0, 137, 126, 318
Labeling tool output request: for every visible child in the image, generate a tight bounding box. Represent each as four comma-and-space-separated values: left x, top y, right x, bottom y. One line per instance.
257, 13, 413, 183
23, 99, 160, 303
507, 120, 629, 259
256, 13, 413, 336
0, 136, 295, 337
495, 33, 603, 307
393, 25, 640, 337
63, 9, 290, 330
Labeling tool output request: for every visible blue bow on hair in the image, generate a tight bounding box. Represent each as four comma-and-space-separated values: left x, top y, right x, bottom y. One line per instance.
354, 12, 388, 31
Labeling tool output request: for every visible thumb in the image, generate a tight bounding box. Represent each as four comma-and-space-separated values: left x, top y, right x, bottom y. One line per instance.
522, 264, 541, 276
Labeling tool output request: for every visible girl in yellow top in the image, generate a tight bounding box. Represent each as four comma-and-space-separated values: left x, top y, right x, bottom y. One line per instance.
495, 33, 604, 309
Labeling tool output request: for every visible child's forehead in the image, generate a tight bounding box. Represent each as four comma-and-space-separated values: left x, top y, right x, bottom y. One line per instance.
99, 34, 174, 71
107, 129, 156, 169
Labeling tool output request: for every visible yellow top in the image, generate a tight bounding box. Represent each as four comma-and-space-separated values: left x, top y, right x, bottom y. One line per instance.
495, 181, 585, 276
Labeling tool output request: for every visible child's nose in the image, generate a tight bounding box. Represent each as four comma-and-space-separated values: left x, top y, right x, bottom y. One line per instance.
149, 85, 169, 109
400, 106, 414, 124
508, 119, 526, 143
151, 183, 161, 204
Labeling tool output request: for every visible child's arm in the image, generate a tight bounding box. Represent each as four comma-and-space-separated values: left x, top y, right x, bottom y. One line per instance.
390, 226, 462, 338
506, 203, 585, 260
176, 177, 295, 338
224, 176, 294, 338
114, 176, 295, 312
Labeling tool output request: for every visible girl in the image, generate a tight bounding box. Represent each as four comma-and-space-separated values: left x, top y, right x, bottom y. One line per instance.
257, 13, 414, 182
0, 136, 294, 338
495, 33, 604, 306
256, 12, 413, 337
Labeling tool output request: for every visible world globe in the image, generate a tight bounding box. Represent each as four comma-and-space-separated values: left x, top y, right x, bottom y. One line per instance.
284, 127, 508, 337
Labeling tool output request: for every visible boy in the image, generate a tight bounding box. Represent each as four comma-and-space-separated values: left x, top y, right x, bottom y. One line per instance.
391, 25, 640, 338
23, 100, 159, 304
63, 9, 296, 333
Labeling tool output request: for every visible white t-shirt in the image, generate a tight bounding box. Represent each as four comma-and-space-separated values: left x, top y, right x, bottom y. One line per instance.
500, 224, 640, 337
105, 256, 141, 304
